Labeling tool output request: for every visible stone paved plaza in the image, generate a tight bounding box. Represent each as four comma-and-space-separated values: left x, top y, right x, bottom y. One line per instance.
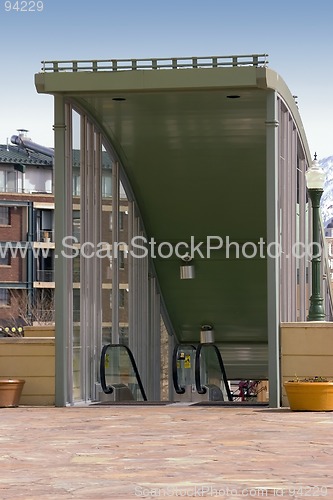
0, 405, 332, 499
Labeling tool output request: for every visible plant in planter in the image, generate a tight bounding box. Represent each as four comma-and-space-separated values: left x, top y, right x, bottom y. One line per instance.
284, 376, 333, 411
43, 231, 51, 242
0, 326, 24, 337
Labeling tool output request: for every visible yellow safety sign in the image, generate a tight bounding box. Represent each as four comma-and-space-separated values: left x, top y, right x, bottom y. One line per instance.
184, 355, 191, 369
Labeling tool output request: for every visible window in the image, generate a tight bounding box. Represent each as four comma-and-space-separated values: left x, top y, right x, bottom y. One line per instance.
0, 169, 17, 193
73, 255, 80, 282
119, 211, 125, 231
110, 289, 126, 308
102, 173, 112, 198
73, 174, 81, 196
119, 250, 125, 270
36, 208, 54, 242
119, 289, 125, 308
0, 206, 10, 225
73, 289, 80, 323
73, 211, 81, 241
0, 249, 10, 266
0, 289, 10, 307
0, 171, 5, 192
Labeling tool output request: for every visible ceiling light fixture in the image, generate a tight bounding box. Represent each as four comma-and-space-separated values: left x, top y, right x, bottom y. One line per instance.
180, 256, 195, 280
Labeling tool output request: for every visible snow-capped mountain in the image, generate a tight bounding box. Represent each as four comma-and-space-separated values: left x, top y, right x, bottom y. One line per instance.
319, 156, 333, 229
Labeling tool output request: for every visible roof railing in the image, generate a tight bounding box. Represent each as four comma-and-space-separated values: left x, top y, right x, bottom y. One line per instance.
41, 54, 268, 73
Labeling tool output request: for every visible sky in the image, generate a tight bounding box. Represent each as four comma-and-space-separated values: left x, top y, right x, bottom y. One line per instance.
1, 0, 333, 158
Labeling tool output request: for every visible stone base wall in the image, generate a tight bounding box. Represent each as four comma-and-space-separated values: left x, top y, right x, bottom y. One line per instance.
281, 322, 333, 406
0, 327, 55, 406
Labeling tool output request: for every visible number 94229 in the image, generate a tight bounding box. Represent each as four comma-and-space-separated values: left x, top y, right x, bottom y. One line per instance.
4, 1, 44, 11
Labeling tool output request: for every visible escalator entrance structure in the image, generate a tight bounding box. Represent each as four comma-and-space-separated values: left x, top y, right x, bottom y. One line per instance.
172, 344, 197, 402
100, 343, 267, 405
173, 343, 233, 403
100, 344, 147, 402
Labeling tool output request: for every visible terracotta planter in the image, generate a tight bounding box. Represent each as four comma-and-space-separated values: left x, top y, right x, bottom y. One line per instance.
284, 381, 333, 411
0, 379, 25, 408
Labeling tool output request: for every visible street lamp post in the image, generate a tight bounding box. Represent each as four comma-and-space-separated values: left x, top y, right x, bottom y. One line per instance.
305, 154, 326, 321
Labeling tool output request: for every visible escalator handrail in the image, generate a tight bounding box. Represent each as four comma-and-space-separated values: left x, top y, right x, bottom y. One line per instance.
172, 344, 197, 394
100, 343, 148, 401
195, 343, 233, 401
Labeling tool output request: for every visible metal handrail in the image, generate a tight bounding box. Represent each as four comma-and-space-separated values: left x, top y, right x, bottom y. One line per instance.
195, 343, 233, 401
41, 54, 269, 73
100, 343, 147, 401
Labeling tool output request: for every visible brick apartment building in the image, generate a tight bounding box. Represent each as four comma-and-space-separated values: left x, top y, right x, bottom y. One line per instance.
0, 132, 54, 330
0, 131, 129, 339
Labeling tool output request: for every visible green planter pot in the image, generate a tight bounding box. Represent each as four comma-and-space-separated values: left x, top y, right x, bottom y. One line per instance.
284, 381, 333, 411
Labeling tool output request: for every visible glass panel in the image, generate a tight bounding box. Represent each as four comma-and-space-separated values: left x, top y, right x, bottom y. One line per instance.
101, 145, 113, 343
102, 344, 146, 401
160, 317, 169, 400
72, 289, 81, 400
196, 344, 232, 400
173, 344, 196, 392
119, 181, 129, 346
72, 108, 82, 401
199, 345, 222, 388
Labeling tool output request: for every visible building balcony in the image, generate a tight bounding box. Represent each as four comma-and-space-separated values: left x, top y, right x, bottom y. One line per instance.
36, 230, 54, 243
34, 270, 55, 288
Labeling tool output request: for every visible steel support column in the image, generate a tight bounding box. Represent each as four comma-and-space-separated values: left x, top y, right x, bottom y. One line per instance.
54, 95, 71, 407
266, 91, 280, 408
111, 162, 120, 343
27, 201, 34, 320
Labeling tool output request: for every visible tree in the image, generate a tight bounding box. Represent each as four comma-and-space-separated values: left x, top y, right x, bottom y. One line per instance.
9, 289, 55, 335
